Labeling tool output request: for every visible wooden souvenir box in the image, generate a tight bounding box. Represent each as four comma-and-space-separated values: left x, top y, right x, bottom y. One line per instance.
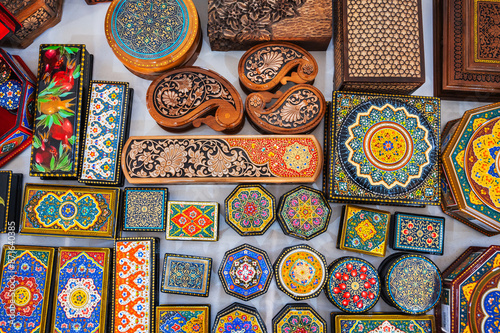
0, 245, 56, 333
434, 0, 500, 100
0, 170, 22, 233
20, 183, 120, 239
30, 44, 93, 179
0, 3, 20, 42
213, 303, 267, 333
273, 304, 326, 333
208, 0, 332, 51
0, 0, 63, 49
435, 245, 499, 333
166, 201, 219, 241
161, 253, 212, 297
0, 48, 36, 167
112, 238, 159, 333
441, 102, 500, 235
156, 305, 210, 333
122, 187, 168, 232
334, 0, 425, 94
79, 81, 133, 186
324, 92, 441, 206
332, 314, 435, 333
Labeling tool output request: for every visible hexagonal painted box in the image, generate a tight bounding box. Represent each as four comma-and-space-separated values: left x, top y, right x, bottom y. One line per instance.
212, 302, 267, 333
218, 244, 273, 301
273, 303, 326, 333
277, 186, 331, 240
224, 184, 276, 236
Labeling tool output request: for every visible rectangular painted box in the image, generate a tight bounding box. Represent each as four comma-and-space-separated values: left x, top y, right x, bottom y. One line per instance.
156, 305, 210, 333
332, 314, 435, 333
166, 201, 218, 241
161, 253, 212, 297
123, 187, 168, 232
0, 170, 22, 233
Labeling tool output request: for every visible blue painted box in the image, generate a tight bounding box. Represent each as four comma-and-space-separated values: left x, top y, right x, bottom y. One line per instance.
161, 253, 212, 297
122, 187, 168, 232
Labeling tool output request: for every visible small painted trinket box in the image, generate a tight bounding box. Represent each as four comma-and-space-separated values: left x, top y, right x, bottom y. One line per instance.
156, 305, 210, 333
274, 244, 327, 301
325, 92, 441, 206
277, 186, 331, 240
212, 303, 267, 333
224, 184, 276, 236
219, 244, 273, 301
147, 67, 244, 133
79, 81, 133, 186
112, 238, 159, 333
52, 247, 110, 333
0, 170, 22, 233
123, 187, 168, 232
20, 183, 120, 239
30, 44, 93, 179
390, 212, 445, 255
0, 49, 36, 167
0, 245, 55, 333
332, 314, 435, 333
379, 253, 442, 315
122, 135, 323, 184
166, 201, 218, 241
161, 253, 212, 297
273, 303, 326, 333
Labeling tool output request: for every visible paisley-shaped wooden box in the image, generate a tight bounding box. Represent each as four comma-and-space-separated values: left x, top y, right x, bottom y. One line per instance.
0, 49, 36, 167
105, 0, 201, 79
441, 102, 500, 236
20, 183, 120, 239
111, 238, 159, 333
166, 201, 218, 241
0, 245, 56, 333
79, 81, 133, 186
156, 305, 210, 333
273, 304, 326, 333
147, 67, 244, 133
0, 170, 22, 233
334, 0, 425, 94
30, 44, 93, 179
122, 187, 168, 232
52, 247, 110, 333
122, 135, 323, 184
332, 314, 435, 333
436, 245, 500, 333
161, 253, 212, 297
213, 303, 267, 333
324, 92, 441, 207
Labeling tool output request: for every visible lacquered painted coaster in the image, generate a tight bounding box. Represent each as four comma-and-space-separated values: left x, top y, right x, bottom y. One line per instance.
224, 184, 276, 236
161, 253, 212, 297
156, 305, 210, 333
274, 245, 327, 301
123, 187, 168, 232
326, 257, 380, 313
273, 303, 326, 333
218, 244, 273, 301
212, 303, 267, 333
166, 201, 218, 241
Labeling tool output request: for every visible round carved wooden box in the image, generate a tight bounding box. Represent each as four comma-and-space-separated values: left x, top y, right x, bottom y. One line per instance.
104, 0, 201, 79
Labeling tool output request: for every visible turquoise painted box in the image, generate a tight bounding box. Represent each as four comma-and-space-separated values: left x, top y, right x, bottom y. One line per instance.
156, 305, 210, 333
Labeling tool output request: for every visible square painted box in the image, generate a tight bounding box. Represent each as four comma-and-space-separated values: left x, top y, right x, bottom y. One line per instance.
156, 305, 210, 333
30, 44, 93, 179
122, 187, 168, 232
20, 183, 120, 239
0, 170, 22, 233
0, 245, 55, 333
52, 247, 110, 333
337, 205, 390, 257
332, 314, 435, 333
390, 212, 445, 255
324, 91, 441, 207
112, 238, 159, 333
166, 201, 218, 241
79, 81, 133, 186
161, 253, 212, 297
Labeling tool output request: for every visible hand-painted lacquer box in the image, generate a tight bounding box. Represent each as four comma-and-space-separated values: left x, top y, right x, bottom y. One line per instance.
20, 183, 120, 239
123, 187, 168, 232
52, 247, 110, 333
213, 303, 267, 333
79, 81, 132, 186
161, 253, 212, 297
0, 49, 36, 167
325, 92, 441, 206
0, 245, 55, 333
30, 44, 93, 179
273, 304, 326, 333
166, 201, 218, 241
390, 212, 445, 255
337, 205, 390, 257
0, 170, 22, 233
333, 314, 435, 333
122, 135, 323, 184
156, 305, 210, 333
112, 238, 159, 333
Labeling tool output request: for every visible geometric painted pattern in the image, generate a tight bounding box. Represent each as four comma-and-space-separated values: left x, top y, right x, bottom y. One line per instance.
156, 305, 209, 333
213, 303, 267, 333
392, 213, 444, 255
334, 314, 434, 333
123, 188, 167, 231
161, 253, 211, 297
166, 201, 218, 241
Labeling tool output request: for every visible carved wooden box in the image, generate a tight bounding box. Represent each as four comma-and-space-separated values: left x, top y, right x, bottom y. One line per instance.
334, 0, 425, 94
208, 0, 332, 51
435, 0, 500, 100
0, 170, 22, 233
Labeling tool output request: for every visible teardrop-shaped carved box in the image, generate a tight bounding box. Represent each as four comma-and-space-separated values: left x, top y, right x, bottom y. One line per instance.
246, 84, 326, 134
147, 67, 244, 133
238, 42, 318, 92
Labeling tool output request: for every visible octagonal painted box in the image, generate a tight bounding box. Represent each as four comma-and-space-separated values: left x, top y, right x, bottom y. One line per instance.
273, 303, 326, 333
212, 302, 267, 333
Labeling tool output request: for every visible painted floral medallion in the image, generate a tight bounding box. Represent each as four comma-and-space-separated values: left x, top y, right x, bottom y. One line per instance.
166, 201, 218, 241
161, 253, 211, 297
213, 303, 267, 333
156, 305, 209, 333
273, 304, 326, 333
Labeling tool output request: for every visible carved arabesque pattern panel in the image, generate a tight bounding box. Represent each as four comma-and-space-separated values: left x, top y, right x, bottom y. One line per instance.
477, 1, 500, 61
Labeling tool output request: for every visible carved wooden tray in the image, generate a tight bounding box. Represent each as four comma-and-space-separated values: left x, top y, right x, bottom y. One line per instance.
246, 84, 325, 134
147, 67, 244, 133
238, 42, 318, 92
121, 135, 322, 184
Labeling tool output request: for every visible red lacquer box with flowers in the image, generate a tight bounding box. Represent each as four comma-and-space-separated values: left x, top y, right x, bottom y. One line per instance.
30, 44, 93, 179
